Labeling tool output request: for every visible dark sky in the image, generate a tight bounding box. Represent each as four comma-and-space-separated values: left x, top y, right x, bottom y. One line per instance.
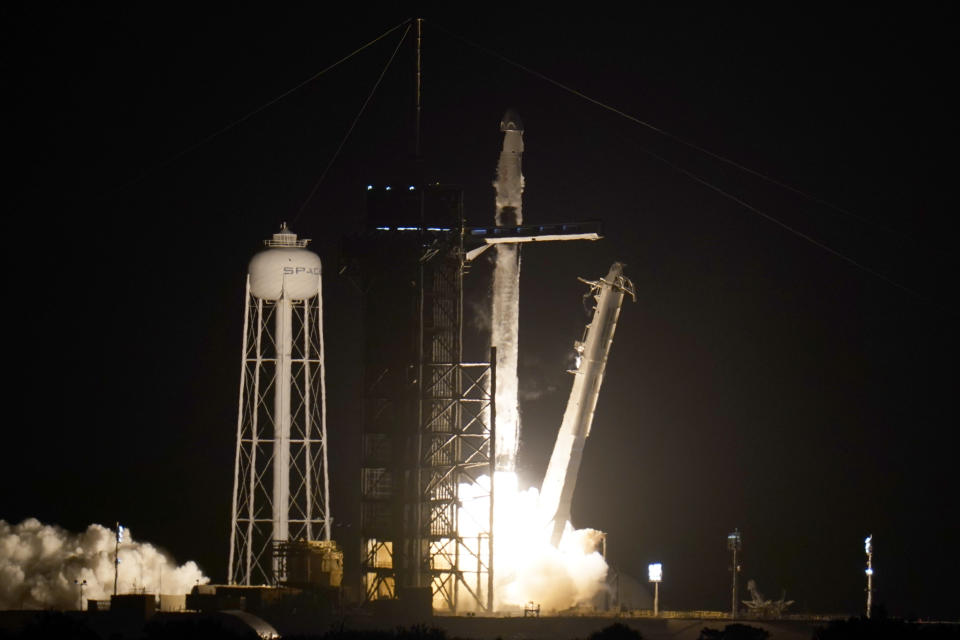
4, 4, 958, 620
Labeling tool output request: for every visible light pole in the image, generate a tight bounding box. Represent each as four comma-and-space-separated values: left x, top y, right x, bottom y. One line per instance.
648, 563, 662, 616
114, 523, 124, 596
727, 529, 742, 619
864, 534, 874, 619
74, 579, 87, 611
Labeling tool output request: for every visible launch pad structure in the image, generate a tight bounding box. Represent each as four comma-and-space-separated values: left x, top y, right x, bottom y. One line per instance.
215, 13, 641, 614
346, 184, 603, 613
347, 185, 496, 612
225, 85, 605, 612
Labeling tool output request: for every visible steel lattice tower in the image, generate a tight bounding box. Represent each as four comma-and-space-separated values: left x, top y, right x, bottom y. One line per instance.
228, 224, 331, 586
351, 185, 495, 613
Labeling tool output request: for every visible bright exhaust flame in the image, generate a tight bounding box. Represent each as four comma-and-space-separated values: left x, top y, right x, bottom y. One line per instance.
471, 110, 607, 612
482, 237, 609, 610
459, 472, 608, 612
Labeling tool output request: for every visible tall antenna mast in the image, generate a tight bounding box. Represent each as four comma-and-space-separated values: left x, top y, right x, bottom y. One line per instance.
414, 17, 423, 160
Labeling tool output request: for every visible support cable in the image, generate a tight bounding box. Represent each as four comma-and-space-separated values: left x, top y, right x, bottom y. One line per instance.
293, 23, 412, 224
429, 21, 911, 241
430, 21, 941, 307
105, 19, 412, 197
647, 145, 932, 303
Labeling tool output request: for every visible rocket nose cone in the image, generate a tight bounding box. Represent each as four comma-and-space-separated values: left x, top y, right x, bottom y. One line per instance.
500, 108, 523, 132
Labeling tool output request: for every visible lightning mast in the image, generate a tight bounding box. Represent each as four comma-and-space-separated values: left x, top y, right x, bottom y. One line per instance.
865, 534, 874, 618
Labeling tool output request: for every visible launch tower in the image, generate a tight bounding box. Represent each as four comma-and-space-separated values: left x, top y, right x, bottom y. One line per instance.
228, 224, 332, 586
348, 111, 604, 612
347, 185, 497, 612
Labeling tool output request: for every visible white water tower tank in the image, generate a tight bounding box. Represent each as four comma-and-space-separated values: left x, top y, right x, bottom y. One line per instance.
248, 223, 322, 300
229, 222, 331, 587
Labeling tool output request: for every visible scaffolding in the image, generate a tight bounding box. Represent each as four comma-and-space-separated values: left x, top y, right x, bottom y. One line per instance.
354, 185, 495, 612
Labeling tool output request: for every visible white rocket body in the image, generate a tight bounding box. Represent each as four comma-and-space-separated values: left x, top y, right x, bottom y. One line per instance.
538, 262, 634, 545
492, 109, 524, 470
495, 110, 524, 223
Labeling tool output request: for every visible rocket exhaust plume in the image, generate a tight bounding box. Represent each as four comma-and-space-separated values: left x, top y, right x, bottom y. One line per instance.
492, 108, 524, 470
459, 473, 609, 612
0, 518, 208, 610
477, 265, 634, 609
453, 112, 618, 612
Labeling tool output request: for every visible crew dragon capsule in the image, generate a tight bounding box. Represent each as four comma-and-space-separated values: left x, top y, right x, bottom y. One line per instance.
495, 108, 524, 227
500, 108, 523, 132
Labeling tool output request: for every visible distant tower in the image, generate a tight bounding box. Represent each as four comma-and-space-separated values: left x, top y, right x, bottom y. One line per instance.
228, 223, 331, 586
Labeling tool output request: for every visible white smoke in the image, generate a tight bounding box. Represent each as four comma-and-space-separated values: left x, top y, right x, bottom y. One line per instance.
0, 518, 208, 610
468, 296, 492, 334
470, 113, 607, 611
492, 244, 522, 468
502, 523, 609, 612
459, 473, 608, 612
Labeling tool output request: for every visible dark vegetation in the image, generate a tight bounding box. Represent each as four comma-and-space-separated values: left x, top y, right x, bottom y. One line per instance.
143, 617, 261, 640
813, 616, 960, 639
287, 624, 450, 640
4, 615, 960, 639
0, 612, 99, 640
699, 623, 770, 639
586, 622, 644, 639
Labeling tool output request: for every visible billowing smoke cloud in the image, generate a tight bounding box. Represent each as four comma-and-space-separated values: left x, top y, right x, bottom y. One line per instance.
492, 244, 522, 468
0, 518, 208, 610
460, 473, 608, 613
501, 524, 609, 612
495, 479, 608, 612
471, 111, 608, 610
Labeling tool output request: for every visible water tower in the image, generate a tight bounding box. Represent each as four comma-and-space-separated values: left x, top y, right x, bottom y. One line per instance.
228, 223, 331, 586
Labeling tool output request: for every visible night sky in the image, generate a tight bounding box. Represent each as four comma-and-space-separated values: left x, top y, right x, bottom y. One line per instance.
4, 4, 958, 620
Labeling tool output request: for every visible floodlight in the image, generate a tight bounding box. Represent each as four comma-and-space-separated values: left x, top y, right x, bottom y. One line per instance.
647, 562, 663, 616
727, 529, 742, 551
864, 535, 872, 555
648, 562, 663, 582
